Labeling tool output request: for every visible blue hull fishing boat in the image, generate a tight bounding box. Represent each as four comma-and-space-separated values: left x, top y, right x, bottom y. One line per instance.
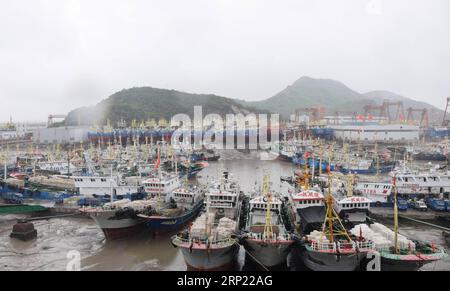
139, 198, 204, 233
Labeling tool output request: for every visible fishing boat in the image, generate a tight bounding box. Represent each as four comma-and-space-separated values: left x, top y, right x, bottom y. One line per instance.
80, 199, 151, 240
171, 171, 243, 271
354, 176, 448, 271
139, 153, 204, 233
137, 185, 205, 233
337, 159, 396, 175
37, 160, 78, 175
78, 169, 149, 239
299, 171, 375, 271
241, 175, 295, 268
191, 150, 221, 162
390, 170, 450, 196
413, 150, 447, 161
284, 162, 326, 234
332, 175, 372, 225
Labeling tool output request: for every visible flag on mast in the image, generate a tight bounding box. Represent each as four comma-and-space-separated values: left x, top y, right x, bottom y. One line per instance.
154, 155, 161, 171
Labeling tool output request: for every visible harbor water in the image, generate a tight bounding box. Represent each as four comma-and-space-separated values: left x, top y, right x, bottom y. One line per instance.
1, 151, 449, 271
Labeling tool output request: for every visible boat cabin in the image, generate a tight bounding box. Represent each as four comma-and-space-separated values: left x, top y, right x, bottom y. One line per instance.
143, 174, 180, 195
333, 196, 372, 223
291, 190, 325, 210
172, 187, 201, 207
248, 195, 282, 225
354, 182, 392, 203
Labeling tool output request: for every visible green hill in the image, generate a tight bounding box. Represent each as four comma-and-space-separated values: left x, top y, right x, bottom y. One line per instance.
65, 87, 268, 126
65, 77, 444, 126
244, 77, 443, 121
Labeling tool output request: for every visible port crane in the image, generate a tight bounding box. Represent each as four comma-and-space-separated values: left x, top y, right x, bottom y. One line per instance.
442, 97, 450, 127
363, 100, 405, 124
406, 108, 429, 128
294, 107, 325, 123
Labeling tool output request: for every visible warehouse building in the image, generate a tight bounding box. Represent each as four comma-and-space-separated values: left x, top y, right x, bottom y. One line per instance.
330, 124, 420, 142
33, 126, 90, 144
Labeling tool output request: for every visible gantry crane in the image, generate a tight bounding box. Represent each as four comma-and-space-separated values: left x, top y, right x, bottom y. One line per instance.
406, 108, 429, 128
442, 97, 450, 127
295, 107, 325, 123
363, 100, 405, 123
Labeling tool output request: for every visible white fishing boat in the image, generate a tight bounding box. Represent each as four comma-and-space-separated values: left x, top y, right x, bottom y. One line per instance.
241, 175, 295, 268
390, 170, 450, 196
171, 171, 242, 271
299, 173, 376, 271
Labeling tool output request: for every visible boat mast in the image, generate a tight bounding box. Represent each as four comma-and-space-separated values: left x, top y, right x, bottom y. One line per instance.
303, 158, 310, 190
205, 192, 211, 237
158, 147, 162, 210
320, 155, 352, 243
311, 148, 315, 184
375, 143, 379, 176
67, 146, 71, 177
263, 174, 273, 240
3, 147, 7, 181
4, 144, 9, 183
346, 174, 354, 198
319, 142, 323, 176
393, 174, 399, 254
110, 164, 114, 204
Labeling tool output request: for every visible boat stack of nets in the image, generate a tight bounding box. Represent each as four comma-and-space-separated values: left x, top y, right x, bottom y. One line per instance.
29, 175, 76, 190
63, 196, 82, 206
121, 200, 154, 212
351, 223, 416, 252
101, 199, 152, 211
103, 199, 132, 210
5, 178, 25, 188
306, 230, 331, 248
190, 212, 216, 240
215, 217, 237, 241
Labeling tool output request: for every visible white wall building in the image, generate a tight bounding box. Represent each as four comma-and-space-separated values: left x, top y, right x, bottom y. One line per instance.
0, 122, 46, 140
33, 126, 90, 144
330, 124, 420, 142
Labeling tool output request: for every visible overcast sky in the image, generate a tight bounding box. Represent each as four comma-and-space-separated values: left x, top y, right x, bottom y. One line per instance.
0, 0, 449, 122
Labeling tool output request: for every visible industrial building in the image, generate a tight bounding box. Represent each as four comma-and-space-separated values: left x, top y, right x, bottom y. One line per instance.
32, 126, 91, 144
330, 123, 420, 142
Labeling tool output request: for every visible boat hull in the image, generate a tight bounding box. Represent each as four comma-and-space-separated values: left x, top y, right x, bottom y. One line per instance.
299, 248, 363, 271
87, 210, 145, 240
243, 238, 294, 268
380, 253, 446, 271
141, 200, 204, 233
178, 243, 240, 271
